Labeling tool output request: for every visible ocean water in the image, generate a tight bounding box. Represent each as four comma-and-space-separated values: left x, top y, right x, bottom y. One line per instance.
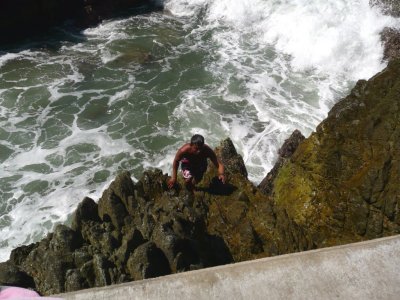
0, 0, 398, 262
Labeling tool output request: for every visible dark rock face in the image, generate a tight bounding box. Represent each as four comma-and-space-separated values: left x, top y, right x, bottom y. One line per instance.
0, 0, 156, 43
127, 242, 170, 281
0, 262, 35, 289
79, 0, 155, 26
370, 0, 400, 17
215, 138, 248, 179
71, 197, 101, 232
381, 27, 400, 61
371, 0, 400, 62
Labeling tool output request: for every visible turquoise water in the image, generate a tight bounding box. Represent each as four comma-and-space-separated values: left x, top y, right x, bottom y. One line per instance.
0, 0, 397, 261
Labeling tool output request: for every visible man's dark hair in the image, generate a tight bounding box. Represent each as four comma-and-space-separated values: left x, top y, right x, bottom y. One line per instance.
190, 134, 204, 146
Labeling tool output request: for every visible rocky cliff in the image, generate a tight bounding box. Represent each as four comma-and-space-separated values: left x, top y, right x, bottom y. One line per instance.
1, 57, 399, 295
0, 0, 159, 43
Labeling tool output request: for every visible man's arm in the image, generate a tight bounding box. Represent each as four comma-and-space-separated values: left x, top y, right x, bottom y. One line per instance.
168, 145, 187, 188
206, 146, 226, 184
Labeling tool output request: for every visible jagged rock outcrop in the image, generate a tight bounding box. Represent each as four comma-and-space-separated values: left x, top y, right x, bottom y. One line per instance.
270, 59, 400, 247
371, 0, 400, 17
370, 0, 400, 61
1, 60, 400, 295
258, 130, 305, 196
381, 27, 400, 61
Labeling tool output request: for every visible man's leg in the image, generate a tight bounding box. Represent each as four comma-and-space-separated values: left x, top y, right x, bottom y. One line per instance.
184, 177, 195, 192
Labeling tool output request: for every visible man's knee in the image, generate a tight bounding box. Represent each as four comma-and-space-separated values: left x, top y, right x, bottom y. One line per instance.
184, 177, 193, 184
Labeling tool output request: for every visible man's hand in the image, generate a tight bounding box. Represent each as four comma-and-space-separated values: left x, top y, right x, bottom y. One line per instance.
218, 174, 226, 184
168, 177, 176, 189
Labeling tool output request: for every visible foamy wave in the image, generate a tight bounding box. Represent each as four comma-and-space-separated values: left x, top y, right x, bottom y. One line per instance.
0, 127, 135, 261
0, 53, 21, 68
166, 0, 396, 79
0, 179, 107, 262
162, 0, 399, 182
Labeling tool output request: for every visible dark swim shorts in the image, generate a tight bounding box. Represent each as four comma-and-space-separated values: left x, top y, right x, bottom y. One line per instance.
180, 157, 208, 182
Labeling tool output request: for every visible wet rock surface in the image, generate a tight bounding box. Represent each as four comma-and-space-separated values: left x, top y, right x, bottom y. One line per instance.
371, 0, 400, 61
381, 27, 400, 61
371, 0, 400, 17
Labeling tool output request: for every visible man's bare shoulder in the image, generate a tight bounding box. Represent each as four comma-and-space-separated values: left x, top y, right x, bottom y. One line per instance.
178, 143, 191, 153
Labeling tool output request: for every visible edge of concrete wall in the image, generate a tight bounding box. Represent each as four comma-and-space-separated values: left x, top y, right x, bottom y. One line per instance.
57, 235, 400, 300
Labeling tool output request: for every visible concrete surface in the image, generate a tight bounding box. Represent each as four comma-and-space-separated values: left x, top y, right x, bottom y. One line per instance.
57, 235, 400, 300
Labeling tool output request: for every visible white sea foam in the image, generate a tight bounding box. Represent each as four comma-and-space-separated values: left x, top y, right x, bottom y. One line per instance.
0, 180, 102, 262
164, 0, 398, 181
108, 85, 134, 105
0, 123, 134, 261
0, 53, 21, 68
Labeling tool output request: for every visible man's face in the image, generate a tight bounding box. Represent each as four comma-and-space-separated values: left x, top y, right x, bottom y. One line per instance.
191, 144, 203, 154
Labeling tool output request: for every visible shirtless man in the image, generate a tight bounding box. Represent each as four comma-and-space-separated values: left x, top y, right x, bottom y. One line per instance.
167, 134, 225, 191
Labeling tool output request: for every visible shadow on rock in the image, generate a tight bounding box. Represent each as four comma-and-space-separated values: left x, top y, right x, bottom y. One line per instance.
197, 177, 236, 196
201, 234, 234, 266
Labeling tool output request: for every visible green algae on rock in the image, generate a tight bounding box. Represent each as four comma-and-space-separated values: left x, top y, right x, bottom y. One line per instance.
271, 59, 400, 247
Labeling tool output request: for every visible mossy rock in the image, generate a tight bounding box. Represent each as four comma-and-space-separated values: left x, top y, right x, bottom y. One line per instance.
271, 59, 400, 247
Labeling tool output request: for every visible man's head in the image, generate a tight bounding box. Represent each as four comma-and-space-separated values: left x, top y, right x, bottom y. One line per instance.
190, 134, 205, 147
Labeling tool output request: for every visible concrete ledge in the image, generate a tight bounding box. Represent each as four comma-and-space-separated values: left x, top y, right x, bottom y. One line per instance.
57, 235, 400, 299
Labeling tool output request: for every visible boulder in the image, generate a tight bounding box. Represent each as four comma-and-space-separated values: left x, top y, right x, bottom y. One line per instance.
80, 221, 120, 257
215, 138, 248, 179
112, 228, 145, 270
0, 262, 35, 289
79, 0, 153, 26
151, 222, 200, 272
64, 269, 87, 292
97, 171, 133, 229
21, 238, 75, 295
71, 197, 101, 232
49, 225, 83, 254
126, 242, 171, 281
